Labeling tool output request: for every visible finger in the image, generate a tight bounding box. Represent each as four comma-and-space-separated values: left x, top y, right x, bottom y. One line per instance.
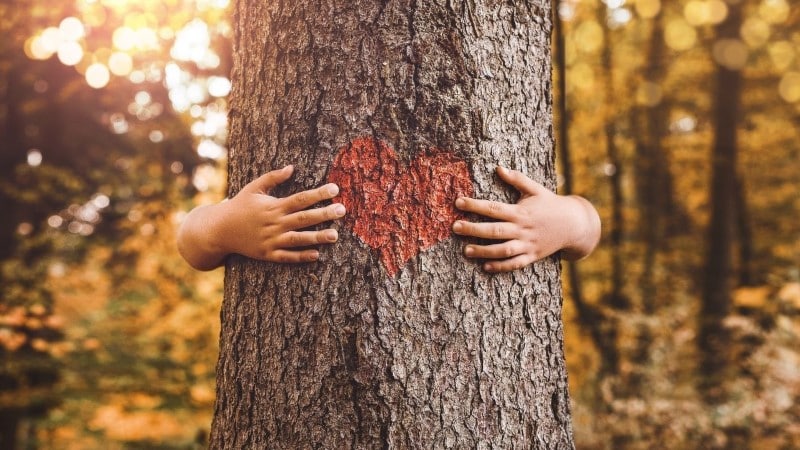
464, 240, 527, 260
268, 249, 320, 263
452, 220, 518, 240
283, 203, 346, 230
246, 165, 294, 194
454, 197, 516, 221
275, 229, 338, 248
281, 183, 340, 213
496, 166, 548, 197
484, 254, 535, 273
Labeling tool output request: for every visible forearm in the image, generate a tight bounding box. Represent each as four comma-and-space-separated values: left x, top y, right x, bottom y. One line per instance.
177, 203, 230, 271
560, 195, 601, 261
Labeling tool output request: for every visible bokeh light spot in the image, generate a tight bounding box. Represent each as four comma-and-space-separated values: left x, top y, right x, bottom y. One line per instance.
40, 27, 61, 54
59, 17, 85, 41
48, 215, 64, 228
108, 52, 133, 76
112, 27, 137, 51
574, 21, 604, 54
740, 18, 771, 48
57, 41, 84, 66
208, 76, 231, 97
17, 223, 34, 236
135, 91, 152, 105
149, 130, 165, 143
759, 0, 790, 24
712, 39, 749, 70
665, 19, 697, 51
27, 149, 43, 167
635, 0, 661, 19
768, 41, 795, 72
27, 36, 54, 60
86, 63, 111, 89
779, 72, 800, 103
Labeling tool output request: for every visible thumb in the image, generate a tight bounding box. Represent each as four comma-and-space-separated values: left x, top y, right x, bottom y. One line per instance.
497, 166, 548, 196
245, 165, 294, 194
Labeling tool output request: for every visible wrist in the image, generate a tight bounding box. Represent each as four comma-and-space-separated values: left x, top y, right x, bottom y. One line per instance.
204, 200, 233, 257
561, 195, 601, 261
177, 201, 231, 271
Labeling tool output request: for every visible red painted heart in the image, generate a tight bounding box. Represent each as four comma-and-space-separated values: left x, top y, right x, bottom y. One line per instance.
327, 136, 474, 276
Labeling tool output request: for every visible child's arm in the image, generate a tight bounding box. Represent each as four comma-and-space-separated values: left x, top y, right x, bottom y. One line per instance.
452, 166, 600, 273
177, 165, 346, 271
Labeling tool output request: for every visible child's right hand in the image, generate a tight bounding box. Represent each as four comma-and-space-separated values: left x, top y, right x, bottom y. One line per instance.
177, 165, 346, 271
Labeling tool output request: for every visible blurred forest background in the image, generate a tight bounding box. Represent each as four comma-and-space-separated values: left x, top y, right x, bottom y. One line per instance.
0, 0, 798, 448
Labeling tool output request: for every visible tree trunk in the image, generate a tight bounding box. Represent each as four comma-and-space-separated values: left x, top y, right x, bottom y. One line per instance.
734, 173, 754, 286
211, 1, 574, 448
633, 10, 672, 315
699, 1, 742, 399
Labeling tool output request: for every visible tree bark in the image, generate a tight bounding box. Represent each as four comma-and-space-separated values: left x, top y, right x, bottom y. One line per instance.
211, 1, 574, 448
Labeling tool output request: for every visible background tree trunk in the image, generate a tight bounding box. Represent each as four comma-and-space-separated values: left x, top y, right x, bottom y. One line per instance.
211, 1, 574, 448
699, 0, 742, 400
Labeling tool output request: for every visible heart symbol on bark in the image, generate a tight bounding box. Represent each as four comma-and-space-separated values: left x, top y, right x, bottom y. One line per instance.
327, 136, 474, 276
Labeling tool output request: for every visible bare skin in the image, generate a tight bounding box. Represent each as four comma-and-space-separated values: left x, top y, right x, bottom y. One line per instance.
177, 165, 346, 271
453, 166, 601, 273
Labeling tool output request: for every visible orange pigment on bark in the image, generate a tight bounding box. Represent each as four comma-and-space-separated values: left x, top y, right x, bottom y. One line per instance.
327, 136, 474, 276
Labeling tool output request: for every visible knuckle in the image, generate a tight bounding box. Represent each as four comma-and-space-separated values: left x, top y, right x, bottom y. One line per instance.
491, 225, 504, 239
504, 245, 516, 258
318, 185, 333, 200
488, 202, 502, 213
296, 210, 310, 224
289, 233, 304, 246
295, 192, 310, 206
326, 205, 338, 219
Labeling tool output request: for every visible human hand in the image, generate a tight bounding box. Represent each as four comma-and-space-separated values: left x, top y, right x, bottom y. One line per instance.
177, 165, 346, 270
452, 166, 600, 273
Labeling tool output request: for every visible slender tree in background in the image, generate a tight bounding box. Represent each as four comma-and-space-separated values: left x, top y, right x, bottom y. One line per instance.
699, 0, 743, 398
734, 173, 754, 286
592, 3, 626, 380
552, 0, 609, 382
633, 10, 674, 315
211, 1, 574, 448
599, 5, 626, 317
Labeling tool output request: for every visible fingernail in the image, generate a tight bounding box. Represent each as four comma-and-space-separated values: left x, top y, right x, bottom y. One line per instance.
327, 230, 338, 242
465, 246, 474, 256
455, 198, 466, 208
452, 221, 463, 232
327, 184, 339, 196
497, 166, 506, 174
334, 204, 346, 216
484, 263, 494, 272
310, 251, 320, 261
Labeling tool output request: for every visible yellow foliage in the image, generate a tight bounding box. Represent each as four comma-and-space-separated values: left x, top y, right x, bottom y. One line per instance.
89, 404, 189, 442
778, 283, 800, 309
190, 383, 216, 406
733, 286, 772, 309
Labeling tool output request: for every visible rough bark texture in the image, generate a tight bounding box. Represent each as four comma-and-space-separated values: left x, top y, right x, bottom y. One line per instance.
211, 1, 574, 448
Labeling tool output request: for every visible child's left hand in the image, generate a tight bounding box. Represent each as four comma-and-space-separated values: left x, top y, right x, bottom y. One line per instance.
452, 166, 600, 273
